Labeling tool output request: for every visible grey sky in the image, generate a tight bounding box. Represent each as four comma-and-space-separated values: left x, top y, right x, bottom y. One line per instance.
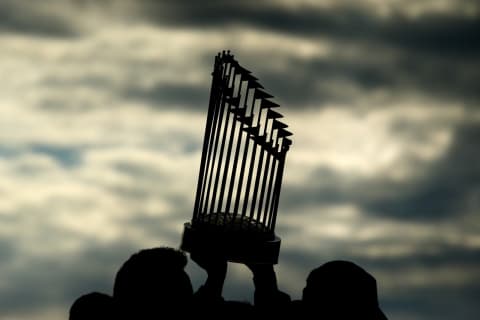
0, 1, 479, 319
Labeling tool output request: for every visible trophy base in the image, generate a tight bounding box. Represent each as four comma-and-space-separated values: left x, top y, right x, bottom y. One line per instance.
180, 222, 281, 264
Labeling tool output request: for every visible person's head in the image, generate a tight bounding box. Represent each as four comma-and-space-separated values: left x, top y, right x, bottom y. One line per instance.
113, 247, 193, 317
302, 260, 387, 319
69, 292, 114, 320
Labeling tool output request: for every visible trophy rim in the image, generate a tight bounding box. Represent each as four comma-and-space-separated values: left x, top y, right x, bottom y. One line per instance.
180, 222, 281, 264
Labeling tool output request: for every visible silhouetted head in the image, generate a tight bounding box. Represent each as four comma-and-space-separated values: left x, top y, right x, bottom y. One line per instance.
113, 247, 193, 318
69, 292, 114, 320
302, 260, 387, 319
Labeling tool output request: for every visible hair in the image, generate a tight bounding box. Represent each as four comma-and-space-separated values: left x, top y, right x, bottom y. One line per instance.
302, 260, 383, 319
113, 247, 193, 316
69, 292, 114, 320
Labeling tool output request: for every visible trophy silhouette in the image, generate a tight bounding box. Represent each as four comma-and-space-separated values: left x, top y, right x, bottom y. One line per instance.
181, 51, 292, 264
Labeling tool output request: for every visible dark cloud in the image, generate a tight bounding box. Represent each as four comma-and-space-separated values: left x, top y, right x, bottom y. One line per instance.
123, 46, 479, 111
30, 144, 83, 168
0, 237, 15, 261
0, 0, 78, 37
136, 1, 480, 57
4, 0, 478, 60
280, 242, 480, 275
381, 284, 480, 320
124, 83, 210, 109
232, 36, 479, 108
0, 146, 21, 159
0, 241, 135, 314
135, 0, 479, 109
4, 0, 477, 110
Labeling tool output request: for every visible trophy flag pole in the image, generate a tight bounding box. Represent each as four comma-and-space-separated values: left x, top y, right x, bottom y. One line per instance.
182, 51, 292, 264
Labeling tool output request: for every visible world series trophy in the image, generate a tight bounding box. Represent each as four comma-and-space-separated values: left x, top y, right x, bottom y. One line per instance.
181, 51, 292, 264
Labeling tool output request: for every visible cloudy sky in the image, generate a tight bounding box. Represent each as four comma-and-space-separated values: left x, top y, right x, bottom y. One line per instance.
0, 0, 479, 319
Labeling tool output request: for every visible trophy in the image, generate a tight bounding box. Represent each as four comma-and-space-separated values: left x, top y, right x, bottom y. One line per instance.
181, 51, 292, 264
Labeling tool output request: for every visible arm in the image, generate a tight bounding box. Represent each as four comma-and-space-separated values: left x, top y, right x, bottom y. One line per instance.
246, 263, 291, 307
190, 251, 227, 303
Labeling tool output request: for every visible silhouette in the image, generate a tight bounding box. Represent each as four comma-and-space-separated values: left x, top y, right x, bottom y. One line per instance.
69, 292, 114, 320
112, 247, 193, 319
111, 246, 284, 318
182, 50, 292, 265
191, 249, 290, 318
191, 250, 254, 318
299, 260, 388, 319
69, 51, 389, 320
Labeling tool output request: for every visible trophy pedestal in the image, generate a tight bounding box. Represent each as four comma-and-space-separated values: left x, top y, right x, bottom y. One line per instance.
181, 222, 281, 264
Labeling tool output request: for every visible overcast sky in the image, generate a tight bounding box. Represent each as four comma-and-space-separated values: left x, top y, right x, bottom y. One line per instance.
0, 1, 479, 319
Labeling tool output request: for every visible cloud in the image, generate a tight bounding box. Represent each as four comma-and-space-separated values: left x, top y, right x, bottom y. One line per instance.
0, 239, 139, 316
2, 1, 478, 111
275, 205, 480, 319
0, 119, 199, 317
279, 105, 479, 221
362, 122, 480, 219
257, 50, 480, 108
0, 1, 478, 320
140, 0, 479, 110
